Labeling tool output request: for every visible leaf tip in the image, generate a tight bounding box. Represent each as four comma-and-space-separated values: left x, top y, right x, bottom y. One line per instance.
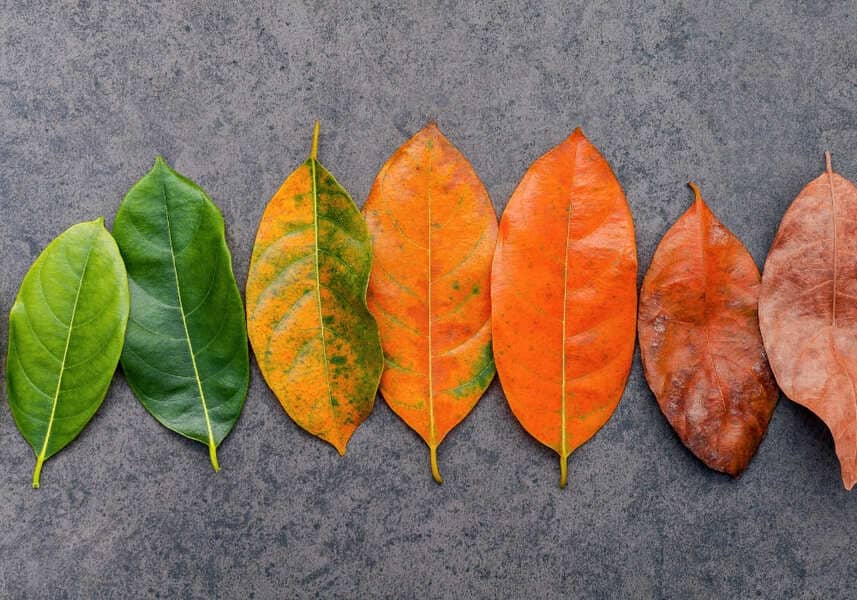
154, 154, 168, 168
334, 441, 347, 456
422, 121, 442, 140
563, 127, 588, 148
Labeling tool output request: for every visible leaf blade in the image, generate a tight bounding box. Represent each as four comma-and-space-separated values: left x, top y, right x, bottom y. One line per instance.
113, 158, 249, 470
491, 129, 637, 487
639, 183, 778, 476
760, 154, 857, 489
6, 218, 129, 487
246, 125, 383, 454
363, 123, 498, 482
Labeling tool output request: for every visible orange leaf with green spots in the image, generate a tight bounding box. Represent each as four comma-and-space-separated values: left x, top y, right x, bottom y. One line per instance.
363, 123, 498, 483
491, 129, 637, 488
246, 123, 383, 454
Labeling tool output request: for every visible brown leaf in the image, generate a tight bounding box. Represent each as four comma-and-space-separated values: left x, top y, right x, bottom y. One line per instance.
639, 183, 778, 476
760, 153, 857, 489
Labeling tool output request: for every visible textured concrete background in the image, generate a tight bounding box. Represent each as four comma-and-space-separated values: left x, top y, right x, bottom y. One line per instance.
0, 1, 855, 598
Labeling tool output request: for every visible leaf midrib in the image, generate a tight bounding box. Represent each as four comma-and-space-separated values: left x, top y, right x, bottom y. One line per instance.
825, 158, 857, 460
695, 197, 729, 419
559, 139, 579, 486
161, 178, 219, 470
33, 230, 97, 487
425, 139, 440, 482
310, 158, 338, 425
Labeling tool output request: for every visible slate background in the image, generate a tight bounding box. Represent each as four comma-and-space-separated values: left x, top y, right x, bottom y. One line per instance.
0, 1, 855, 598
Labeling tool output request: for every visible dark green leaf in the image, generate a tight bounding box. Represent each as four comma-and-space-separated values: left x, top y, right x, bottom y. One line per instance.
6, 218, 129, 488
113, 157, 249, 470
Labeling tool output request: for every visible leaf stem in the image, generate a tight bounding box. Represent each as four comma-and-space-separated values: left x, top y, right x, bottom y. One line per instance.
310, 121, 320, 160
688, 181, 703, 206
826, 151, 833, 174
33, 455, 44, 489
559, 454, 568, 489
209, 443, 220, 472
430, 445, 443, 484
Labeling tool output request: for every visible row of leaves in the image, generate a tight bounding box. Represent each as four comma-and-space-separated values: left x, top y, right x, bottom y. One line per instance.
7, 122, 855, 491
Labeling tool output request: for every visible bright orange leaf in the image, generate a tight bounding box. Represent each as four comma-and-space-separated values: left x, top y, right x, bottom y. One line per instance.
491, 128, 637, 487
363, 123, 498, 483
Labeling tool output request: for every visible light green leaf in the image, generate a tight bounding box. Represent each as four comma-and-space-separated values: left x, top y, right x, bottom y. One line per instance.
6, 218, 130, 488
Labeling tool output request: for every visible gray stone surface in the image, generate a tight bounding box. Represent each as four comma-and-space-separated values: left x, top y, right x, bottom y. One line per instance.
0, 1, 855, 598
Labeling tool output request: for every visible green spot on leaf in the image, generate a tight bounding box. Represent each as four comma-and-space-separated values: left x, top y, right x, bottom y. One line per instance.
449, 344, 495, 399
